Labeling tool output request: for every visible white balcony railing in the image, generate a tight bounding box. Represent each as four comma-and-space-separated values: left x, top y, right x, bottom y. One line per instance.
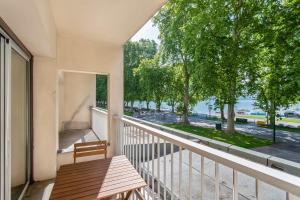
114, 116, 300, 200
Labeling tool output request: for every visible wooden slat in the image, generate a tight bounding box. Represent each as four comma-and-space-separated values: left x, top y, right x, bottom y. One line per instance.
51, 181, 146, 200
58, 157, 128, 172
73, 141, 108, 163
74, 150, 107, 158
50, 155, 147, 200
57, 162, 133, 177
55, 166, 137, 185
51, 177, 143, 199
52, 172, 140, 194
74, 141, 107, 147
53, 171, 139, 190
87, 182, 146, 200
75, 146, 105, 153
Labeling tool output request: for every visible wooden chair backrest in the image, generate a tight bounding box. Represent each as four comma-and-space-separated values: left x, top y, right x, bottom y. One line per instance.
73, 141, 107, 164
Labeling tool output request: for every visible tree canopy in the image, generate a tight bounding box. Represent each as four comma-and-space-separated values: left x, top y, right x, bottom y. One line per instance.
122, 0, 300, 134
124, 39, 157, 108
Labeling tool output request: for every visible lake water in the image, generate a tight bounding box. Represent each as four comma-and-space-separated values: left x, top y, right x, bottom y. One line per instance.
133, 98, 300, 115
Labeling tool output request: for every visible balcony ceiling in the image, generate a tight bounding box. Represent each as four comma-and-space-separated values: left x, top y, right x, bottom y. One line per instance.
50, 0, 165, 45
0, 0, 165, 57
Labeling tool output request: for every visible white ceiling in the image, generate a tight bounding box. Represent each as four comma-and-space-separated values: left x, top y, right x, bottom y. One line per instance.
50, 0, 165, 45
0, 0, 165, 57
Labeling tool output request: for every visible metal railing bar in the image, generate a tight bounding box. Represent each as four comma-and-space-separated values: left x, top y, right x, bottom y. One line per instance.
189, 151, 192, 200
179, 146, 182, 199
157, 137, 161, 198
233, 170, 238, 200
152, 135, 155, 198
163, 140, 167, 200
201, 156, 204, 200
215, 162, 219, 200
171, 143, 174, 200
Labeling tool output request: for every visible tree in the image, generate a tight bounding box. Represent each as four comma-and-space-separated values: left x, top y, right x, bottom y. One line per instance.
254, 0, 300, 129
124, 39, 157, 110
134, 55, 171, 112
154, 1, 200, 124
185, 0, 262, 133
165, 65, 184, 113
96, 74, 108, 108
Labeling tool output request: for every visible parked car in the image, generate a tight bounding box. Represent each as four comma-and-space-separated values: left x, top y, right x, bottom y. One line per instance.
284, 111, 300, 118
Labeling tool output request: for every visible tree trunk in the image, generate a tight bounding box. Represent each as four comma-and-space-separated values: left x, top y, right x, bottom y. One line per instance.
269, 102, 276, 126
130, 101, 134, 111
227, 103, 235, 133
156, 101, 161, 112
220, 104, 225, 122
171, 101, 175, 113
146, 101, 150, 110
182, 64, 190, 124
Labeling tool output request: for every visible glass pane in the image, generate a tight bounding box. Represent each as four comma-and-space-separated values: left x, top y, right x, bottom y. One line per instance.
10, 49, 28, 200
0, 37, 4, 200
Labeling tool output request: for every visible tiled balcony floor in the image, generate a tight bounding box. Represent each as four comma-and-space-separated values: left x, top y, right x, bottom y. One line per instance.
24, 179, 55, 200
58, 129, 99, 153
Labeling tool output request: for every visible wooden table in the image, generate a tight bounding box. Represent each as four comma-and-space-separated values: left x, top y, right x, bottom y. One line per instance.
50, 155, 147, 200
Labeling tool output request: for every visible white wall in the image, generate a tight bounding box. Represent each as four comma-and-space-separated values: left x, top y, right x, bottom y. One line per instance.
33, 56, 58, 180
33, 35, 123, 181
61, 72, 95, 130
1, 0, 164, 184
0, 0, 56, 57
91, 108, 108, 140
58, 71, 64, 132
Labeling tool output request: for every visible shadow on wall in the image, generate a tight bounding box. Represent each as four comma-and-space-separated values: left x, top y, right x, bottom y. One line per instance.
63, 95, 92, 130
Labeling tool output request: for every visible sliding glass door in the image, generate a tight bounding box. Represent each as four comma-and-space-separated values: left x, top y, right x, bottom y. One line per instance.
0, 29, 31, 200
10, 48, 30, 200
0, 33, 5, 200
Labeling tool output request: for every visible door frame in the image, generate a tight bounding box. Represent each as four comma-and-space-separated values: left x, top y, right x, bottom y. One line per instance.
0, 18, 33, 200
0, 33, 6, 200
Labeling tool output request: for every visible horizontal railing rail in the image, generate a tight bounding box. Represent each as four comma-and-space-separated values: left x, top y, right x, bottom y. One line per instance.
115, 116, 300, 200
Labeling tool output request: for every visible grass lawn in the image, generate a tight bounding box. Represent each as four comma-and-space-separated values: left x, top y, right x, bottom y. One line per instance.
259, 124, 300, 133
280, 117, 300, 123
164, 123, 273, 148
124, 111, 134, 116
239, 115, 266, 120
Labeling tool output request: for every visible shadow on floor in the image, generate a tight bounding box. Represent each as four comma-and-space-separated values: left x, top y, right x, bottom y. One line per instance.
24, 179, 55, 200
58, 129, 99, 153
253, 142, 300, 163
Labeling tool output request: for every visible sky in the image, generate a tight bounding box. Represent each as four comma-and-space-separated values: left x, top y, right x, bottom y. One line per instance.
130, 19, 160, 44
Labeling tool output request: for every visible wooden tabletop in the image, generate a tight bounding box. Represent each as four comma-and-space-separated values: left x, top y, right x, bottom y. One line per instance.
50, 155, 147, 200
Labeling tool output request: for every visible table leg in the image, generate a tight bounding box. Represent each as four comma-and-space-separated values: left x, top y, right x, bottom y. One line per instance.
124, 190, 133, 200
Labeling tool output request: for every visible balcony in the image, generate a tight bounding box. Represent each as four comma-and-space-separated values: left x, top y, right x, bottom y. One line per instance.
1, 1, 300, 200
112, 113, 300, 200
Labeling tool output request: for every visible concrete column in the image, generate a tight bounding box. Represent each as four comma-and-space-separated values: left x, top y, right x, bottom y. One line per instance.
33, 56, 57, 180
107, 51, 124, 156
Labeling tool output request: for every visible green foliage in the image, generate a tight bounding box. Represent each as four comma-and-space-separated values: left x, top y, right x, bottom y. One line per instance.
153, 0, 300, 133
124, 39, 157, 107
165, 65, 184, 112
96, 74, 107, 108
154, 1, 202, 124
254, 0, 300, 124
186, 0, 263, 133
134, 55, 171, 111
122, 0, 300, 137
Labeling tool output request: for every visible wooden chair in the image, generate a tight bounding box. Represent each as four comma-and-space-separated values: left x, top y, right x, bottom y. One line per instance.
73, 141, 107, 164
